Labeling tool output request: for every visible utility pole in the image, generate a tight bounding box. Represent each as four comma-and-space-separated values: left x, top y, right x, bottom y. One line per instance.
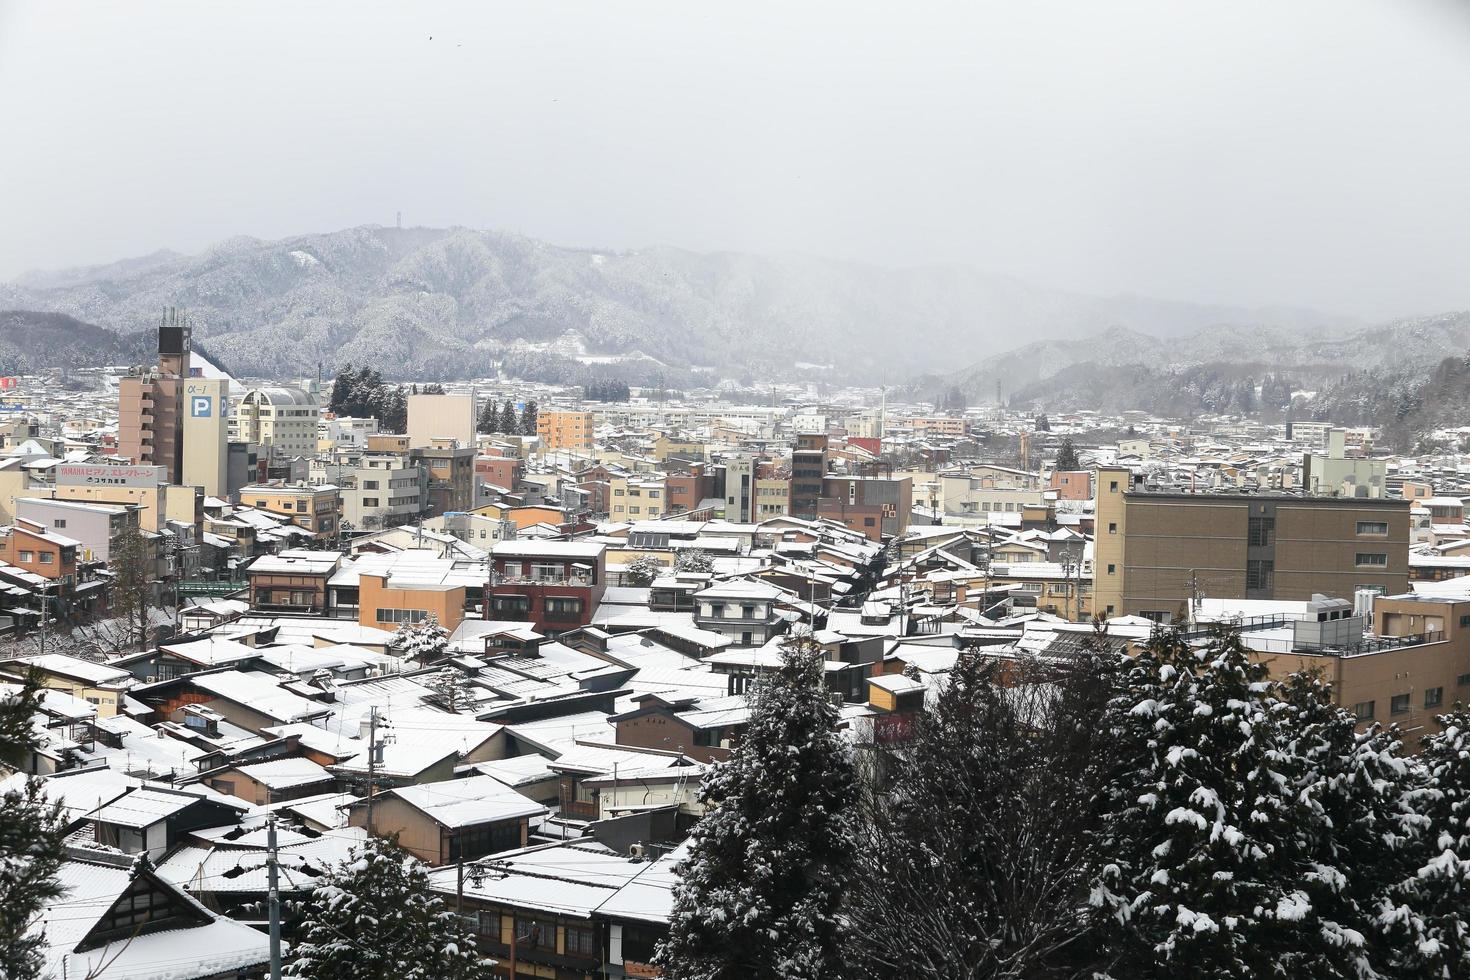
38, 580, 48, 656
267, 810, 282, 980
366, 707, 379, 835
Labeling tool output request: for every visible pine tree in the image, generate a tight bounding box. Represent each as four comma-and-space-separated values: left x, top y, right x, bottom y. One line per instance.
851, 633, 1125, 979
1090, 626, 1315, 978
673, 549, 713, 574
476, 397, 496, 434
1282, 671, 1422, 979
285, 835, 489, 980
624, 554, 664, 587
519, 400, 539, 436
427, 667, 476, 713
0, 671, 66, 980
1055, 437, 1081, 472
1385, 705, 1470, 977
498, 400, 517, 435
329, 364, 356, 415
659, 635, 859, 980
392, 614, 449, 665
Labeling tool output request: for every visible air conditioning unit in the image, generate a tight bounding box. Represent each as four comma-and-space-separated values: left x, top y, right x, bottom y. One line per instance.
628, 843, 647, 860
145, 675, 157, 683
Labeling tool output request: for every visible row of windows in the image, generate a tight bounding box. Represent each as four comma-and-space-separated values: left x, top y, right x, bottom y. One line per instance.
375, 608, 428, 624
16, 550, 56, 564
1356, 686, 1447, 721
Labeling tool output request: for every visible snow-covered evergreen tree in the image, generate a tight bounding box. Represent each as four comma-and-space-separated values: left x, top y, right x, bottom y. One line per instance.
1282, 671, 1424, 979
1090, 626, 1316, 978
674, 549, 714, 574
519, 399, 539, 436
1385, 705, 1470, 977
624, 554, 664, 586
0, 672, 65, 980
475, 397, 496, 434
285, 835, 489, 980
427, 667, 476, 713
850, 642, 1124, 979
659, 634, 858, 980
392, 613, 449, 665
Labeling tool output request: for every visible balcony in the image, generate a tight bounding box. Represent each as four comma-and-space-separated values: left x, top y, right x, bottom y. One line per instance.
493, 573, 594, 588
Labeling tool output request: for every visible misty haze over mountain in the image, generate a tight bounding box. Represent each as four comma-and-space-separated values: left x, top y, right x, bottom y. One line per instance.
1, 224, 1372, 383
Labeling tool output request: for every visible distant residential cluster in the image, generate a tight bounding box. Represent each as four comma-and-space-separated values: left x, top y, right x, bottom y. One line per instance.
4, 316, 1470, 980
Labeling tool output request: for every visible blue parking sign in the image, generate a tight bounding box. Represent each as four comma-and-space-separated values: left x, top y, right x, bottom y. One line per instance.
191, 395, 212, 417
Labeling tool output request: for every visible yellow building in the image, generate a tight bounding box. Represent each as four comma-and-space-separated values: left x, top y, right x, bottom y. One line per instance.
536, 411, 595, 454
609, 476, 666, 520
1, 653, 133, 718
239, 483, 341, 541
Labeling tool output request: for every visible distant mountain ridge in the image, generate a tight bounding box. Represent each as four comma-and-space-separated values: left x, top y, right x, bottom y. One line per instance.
929, 312, 1470, 412
1, 224, 1360, 381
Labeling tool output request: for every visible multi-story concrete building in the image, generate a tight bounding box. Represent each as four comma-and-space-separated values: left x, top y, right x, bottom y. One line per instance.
1302, 428, 1386, 498
817, 475, 912, 541
238, 482, 341, 542
487, 540, 606, 633
536, 410, 595, 454
15, 497, 140, 565
406, 394, 477, 449
788, 433, 828, 520
721, 454, 755, 522
609, 475, 666, 521
412, 441, 476, 516
118, 317, 228, 494
233, 387, 319, 457
117, 318, 189, 482
312, 451, 427, 529
1094, 466, 1410, 620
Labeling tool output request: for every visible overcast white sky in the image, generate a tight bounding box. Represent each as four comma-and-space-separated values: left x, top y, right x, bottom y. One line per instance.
2, 0, 1469, 320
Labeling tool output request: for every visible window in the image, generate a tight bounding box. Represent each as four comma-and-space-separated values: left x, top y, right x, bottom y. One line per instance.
39, 552, 53, 564
1248, 517, 1274, 547
514, 918, 557, 951
565, 926, 597, 957
374, 608, 427, 625
1461, 615, 1470, 628
1109, 481, 1118, 492
864, 517, 876, 527
1355, 553, 1388, 567
296, 501, 307, 512
1246, 559, 1274, 591
1356, 521, 1389, 536
490, 595, 531, 616
1460, 673, 1470, 688
530, 562, 564, 582
1107, 563, 1116, 574
1352, 700, 1375, 720
449, 822, 521, 860
364, 480, 379, 490
362, 497, 379, 508
1108, 522, 1117, 534
1390, 693, 1410, 715
1425, 686, 1444, 709
53, 519, 66, 529
545, 596, 585, 619
18, 550, 32, 562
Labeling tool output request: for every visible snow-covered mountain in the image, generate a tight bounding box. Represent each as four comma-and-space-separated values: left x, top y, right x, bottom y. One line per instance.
2, 225, 1358, 381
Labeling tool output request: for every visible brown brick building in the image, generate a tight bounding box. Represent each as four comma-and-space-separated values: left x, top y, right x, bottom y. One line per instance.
1094, 467, 1409, 620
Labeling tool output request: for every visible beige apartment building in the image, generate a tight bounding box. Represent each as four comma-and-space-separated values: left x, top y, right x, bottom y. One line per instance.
406, 394, 477, 449
239, 482, 341, 541
233, 386, 319, 457
1253, 594, 1470, 742
117, 317, 228, 495
1095, 466, 1410, 620
609, 475, 666, 520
